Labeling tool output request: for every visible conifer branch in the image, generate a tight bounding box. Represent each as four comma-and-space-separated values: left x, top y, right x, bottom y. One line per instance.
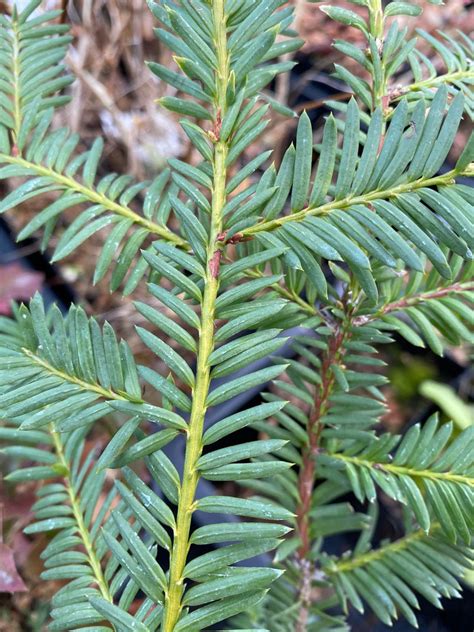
162, 2, 230, 628
0, 2, 472, 630
295, 305, 354, 630
241, 167, 467, 238
49, 425, 113, 603
0, 153, 186, 247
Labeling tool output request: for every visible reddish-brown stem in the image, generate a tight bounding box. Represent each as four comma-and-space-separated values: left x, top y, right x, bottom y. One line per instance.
353, 281, 473, 326
295, 318, 352, 632
296, 328, 347, 558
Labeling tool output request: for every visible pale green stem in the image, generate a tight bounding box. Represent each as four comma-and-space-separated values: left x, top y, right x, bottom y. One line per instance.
161, 1, 229, 629
330, 452, 474, 487
368, 0, 384, 40
241, 167, 465, 238
11, 14, 22, 146
0, 153, 185, 247
327, 528, 428, 574
245, 269, 320, 317
394, 70, 474, 100
368, 0, 386, 111
22, 348, 141, 403
50, 426, 112, 601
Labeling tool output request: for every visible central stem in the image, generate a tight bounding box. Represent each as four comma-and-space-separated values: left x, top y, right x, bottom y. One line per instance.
162, 2, 229, 630
368, 0, 386, 111
11, 11, 22, 149
368, 0, 384, 40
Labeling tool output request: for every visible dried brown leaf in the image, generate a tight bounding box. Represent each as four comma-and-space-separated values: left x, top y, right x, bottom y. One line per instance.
0, 544, 27, 594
